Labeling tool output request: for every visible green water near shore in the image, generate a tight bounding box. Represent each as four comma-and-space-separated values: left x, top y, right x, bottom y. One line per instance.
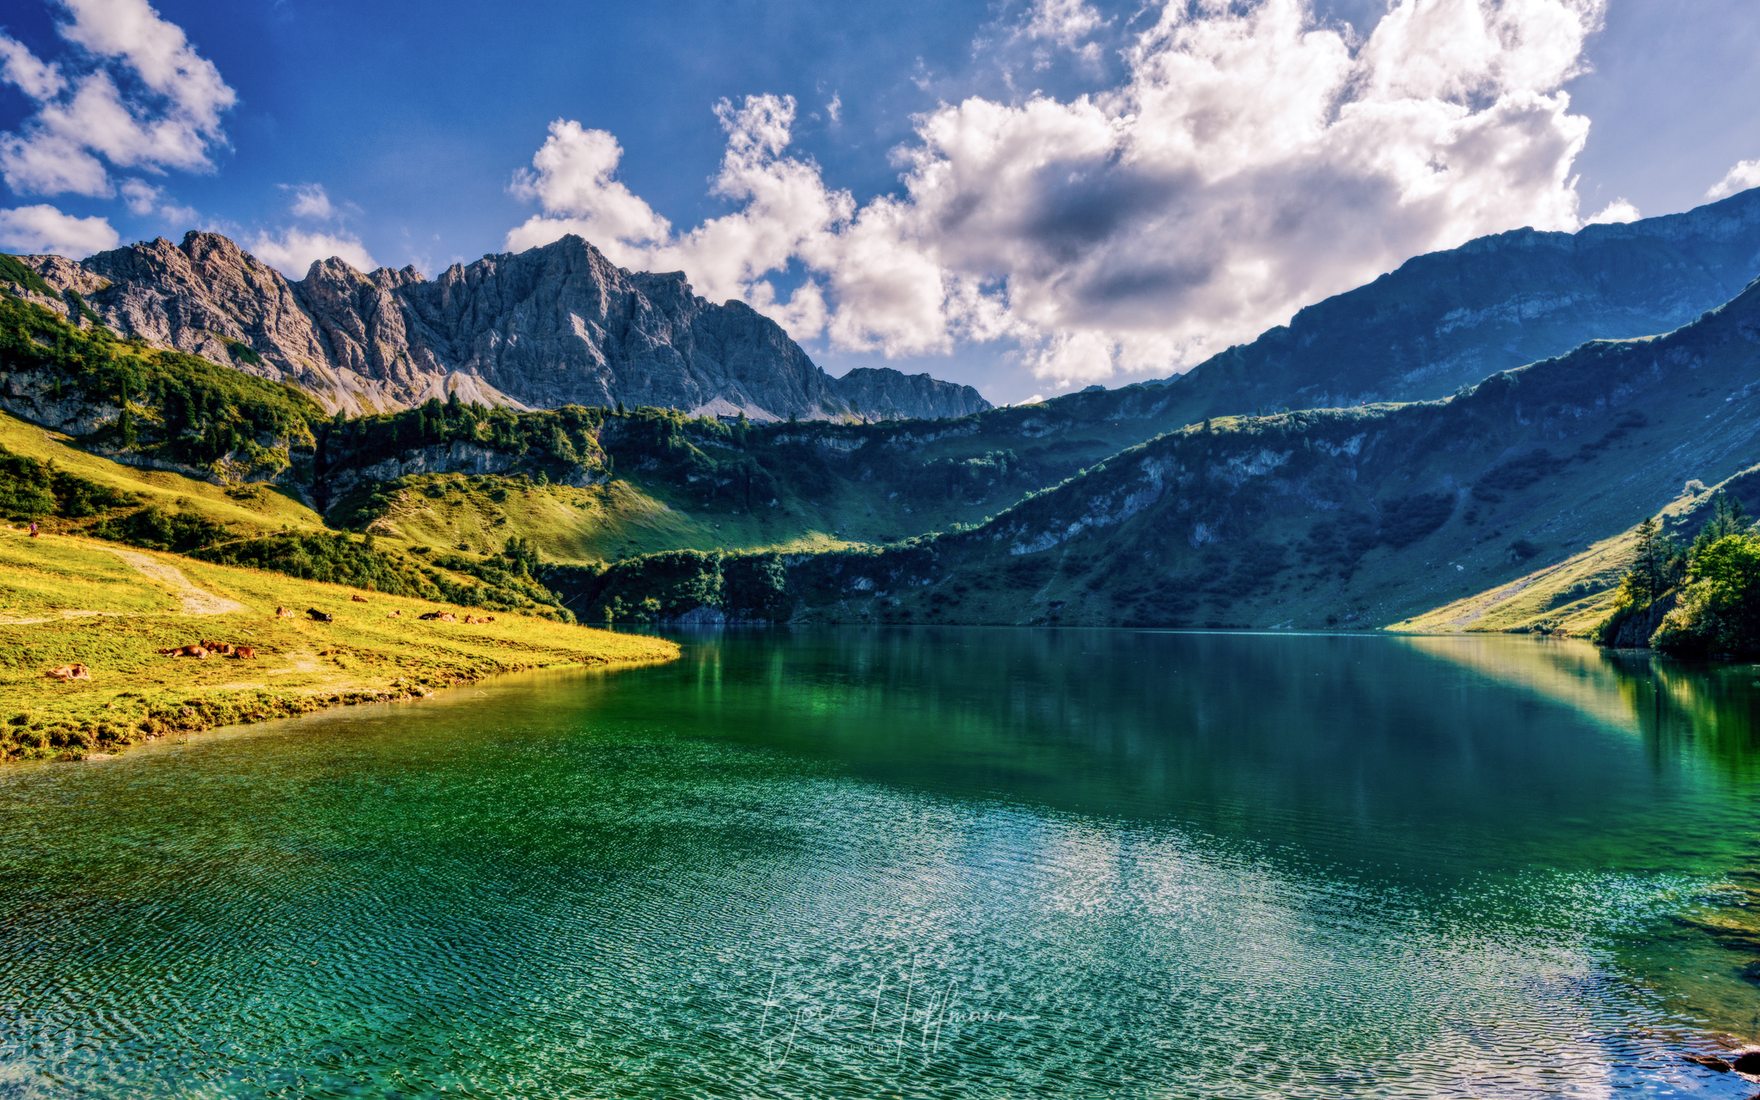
3, 629, 1760, 1097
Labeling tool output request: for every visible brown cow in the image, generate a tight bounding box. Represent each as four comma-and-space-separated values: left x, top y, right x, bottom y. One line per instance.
200, 640, 236, 656
45, 663, 90, 681
158, 645, 209, 659
230, 646, 257, 660
350, 594, 369, 603
386, 610, 403, 618
275, 606, 296, 619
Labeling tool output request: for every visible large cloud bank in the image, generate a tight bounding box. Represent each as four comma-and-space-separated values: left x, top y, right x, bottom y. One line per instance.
508, 0, 1609, 389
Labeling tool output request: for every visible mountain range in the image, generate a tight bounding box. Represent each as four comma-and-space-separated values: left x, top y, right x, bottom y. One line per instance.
5, 187, 1760, 636
14, 231, 989, 422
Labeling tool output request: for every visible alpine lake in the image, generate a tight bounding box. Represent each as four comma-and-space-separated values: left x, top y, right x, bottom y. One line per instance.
5, 629, 1760, 1097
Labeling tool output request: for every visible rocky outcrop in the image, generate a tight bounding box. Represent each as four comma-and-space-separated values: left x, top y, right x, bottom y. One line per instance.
0, 371, 118, 436
16, 232, 991, 422
322, 439, 603, 505
831, 367, 990, 421
1602, 591, 1678, 649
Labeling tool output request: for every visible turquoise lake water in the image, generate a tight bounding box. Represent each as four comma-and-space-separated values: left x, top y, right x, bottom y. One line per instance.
3, 629, 1760, 1097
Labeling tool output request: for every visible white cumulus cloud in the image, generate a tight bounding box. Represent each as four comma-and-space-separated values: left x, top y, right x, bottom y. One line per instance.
117, 177, 196, 224
505, 120, 673, 254
1022, 0, 1105, 59
0, 203, 119, 255
507, 0, 1610, 392
58, 0, 234, 131
1586, 197, 1640, 224
0, 0, 234, 198
0, 32, 66, 100
250, 229, 377, 278
288, 183, 335, 220
1707, 158, 1760, 201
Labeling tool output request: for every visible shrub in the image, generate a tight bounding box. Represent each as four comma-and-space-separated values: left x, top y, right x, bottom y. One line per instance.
0, 445, 140, 521
90, 506, 231, 553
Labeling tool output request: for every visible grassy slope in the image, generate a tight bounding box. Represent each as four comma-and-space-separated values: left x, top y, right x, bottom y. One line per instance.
1389, 528, 1638, 636
0, 525, 676, 761
362, 473, 862, 564
1397, 463, 1760, 636
1, 411, 577, 614
0, 410, 324, 534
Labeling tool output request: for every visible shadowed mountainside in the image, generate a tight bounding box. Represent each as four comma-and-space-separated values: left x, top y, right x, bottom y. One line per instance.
572, 277, 1760, 629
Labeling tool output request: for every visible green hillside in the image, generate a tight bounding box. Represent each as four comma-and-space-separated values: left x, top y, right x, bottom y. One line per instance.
571, 280, 1760, 629
316, 398, 1034, 557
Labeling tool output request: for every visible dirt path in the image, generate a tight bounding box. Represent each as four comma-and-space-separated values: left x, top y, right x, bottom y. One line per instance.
106, 549, 247, 616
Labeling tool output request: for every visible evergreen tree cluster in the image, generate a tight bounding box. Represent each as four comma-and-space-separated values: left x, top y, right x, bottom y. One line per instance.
0, 295, 319, 477
1598, 493, 1760, 657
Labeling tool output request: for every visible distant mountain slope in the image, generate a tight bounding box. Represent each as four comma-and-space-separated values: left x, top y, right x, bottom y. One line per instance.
0, 290, 1024, 566
893, 276, 1760, 628
9, 232, 988, 422
572, 186, 1760, 536
575, 277, 1760, 628
831, 366, 990, 420
958, 186, 1760, 447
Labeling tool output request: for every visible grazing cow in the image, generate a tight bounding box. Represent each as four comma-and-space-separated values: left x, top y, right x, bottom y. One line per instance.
45, 663, 90, 681
231, 646, 256, 660
350, 594, 369, 603
158, 645, 209, 659
307, 608, 333, 623
275, 606, 296, 619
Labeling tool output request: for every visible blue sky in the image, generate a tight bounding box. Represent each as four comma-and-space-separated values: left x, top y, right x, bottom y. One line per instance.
1, 0, 1757, 403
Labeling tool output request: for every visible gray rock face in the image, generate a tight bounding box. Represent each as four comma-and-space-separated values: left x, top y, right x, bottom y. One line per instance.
323, 439, 601, 506
831, 367, 989, 421
20, 232, 991, 421
0, 371, 118, 436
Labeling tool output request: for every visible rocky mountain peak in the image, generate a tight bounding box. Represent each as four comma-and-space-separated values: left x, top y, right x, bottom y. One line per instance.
12, 231, 991, 422
304, 255, 368, 285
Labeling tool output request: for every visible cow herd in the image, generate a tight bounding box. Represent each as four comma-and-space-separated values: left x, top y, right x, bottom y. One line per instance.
157, 641, 257, 660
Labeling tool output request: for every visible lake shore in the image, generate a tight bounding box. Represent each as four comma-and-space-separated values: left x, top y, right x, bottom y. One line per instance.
0, 528, 679, 762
